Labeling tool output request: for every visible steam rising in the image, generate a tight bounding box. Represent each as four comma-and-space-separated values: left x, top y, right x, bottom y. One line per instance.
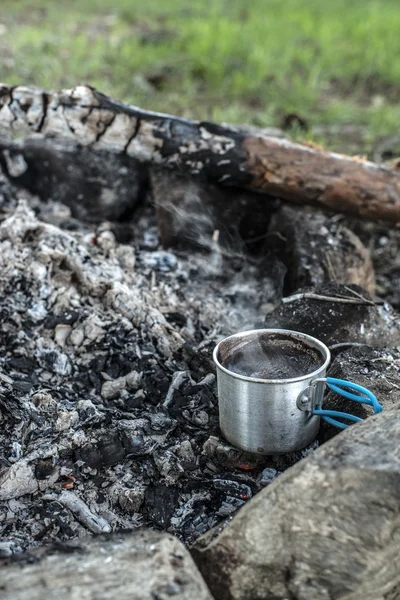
159, 181, 287, 334
221, 333, 323, 380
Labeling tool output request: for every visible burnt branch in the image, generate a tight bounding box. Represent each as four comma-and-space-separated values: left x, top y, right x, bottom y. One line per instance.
1, 84, 400, 224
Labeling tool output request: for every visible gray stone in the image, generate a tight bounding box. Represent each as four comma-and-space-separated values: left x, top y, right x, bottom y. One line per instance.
1, 530, 214, 600
192, 407, 400, 600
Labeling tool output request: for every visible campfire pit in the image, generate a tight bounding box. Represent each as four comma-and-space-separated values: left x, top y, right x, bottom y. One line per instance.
1, 91, 400, 600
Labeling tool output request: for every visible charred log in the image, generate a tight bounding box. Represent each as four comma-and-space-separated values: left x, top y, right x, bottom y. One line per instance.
1, 85, 400, 224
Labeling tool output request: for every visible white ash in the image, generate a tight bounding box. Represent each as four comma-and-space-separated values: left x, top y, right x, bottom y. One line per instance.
0, 198, 284, 554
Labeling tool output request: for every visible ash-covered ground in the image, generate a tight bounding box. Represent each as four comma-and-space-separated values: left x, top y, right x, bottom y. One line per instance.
1, 186, 400, 558
0, 195, 295, 555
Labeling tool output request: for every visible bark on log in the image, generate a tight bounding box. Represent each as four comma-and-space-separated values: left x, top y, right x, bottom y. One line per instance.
1, 84, 400, 225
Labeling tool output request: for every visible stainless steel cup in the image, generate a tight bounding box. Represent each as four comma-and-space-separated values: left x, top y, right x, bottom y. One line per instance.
213, 329, 331, 455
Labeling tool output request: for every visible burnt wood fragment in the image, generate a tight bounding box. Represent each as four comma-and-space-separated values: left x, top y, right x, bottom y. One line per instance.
265, 282, 400, 346
269, 205, 376, 294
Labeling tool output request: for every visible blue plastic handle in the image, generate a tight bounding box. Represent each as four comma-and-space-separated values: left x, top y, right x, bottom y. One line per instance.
312, 377, 383, 429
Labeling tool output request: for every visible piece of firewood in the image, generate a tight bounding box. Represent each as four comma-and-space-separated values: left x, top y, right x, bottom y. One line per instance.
1, 84, 400, 224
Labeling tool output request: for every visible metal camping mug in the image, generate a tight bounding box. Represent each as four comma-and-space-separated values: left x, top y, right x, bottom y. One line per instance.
213, 329, 331, 455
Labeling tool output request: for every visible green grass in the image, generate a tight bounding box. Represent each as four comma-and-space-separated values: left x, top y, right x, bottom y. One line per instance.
1, 0, 399, 154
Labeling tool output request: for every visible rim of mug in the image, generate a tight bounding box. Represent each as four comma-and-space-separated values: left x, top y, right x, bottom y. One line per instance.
213, 328, 331, 385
